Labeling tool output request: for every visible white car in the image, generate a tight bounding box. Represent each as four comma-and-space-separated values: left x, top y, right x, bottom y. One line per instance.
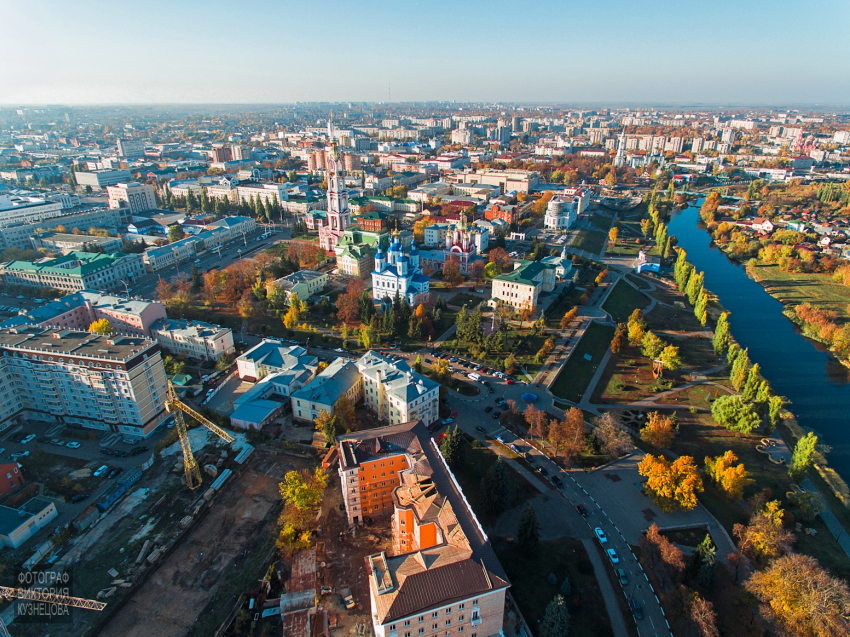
441, 418, 454, 426
606, 548, 620, 564
65, 442, 81, 449
10, 451, 29, 460
93, 465, 109, 477
21, 434, 36, 444
594, 528, 608, 544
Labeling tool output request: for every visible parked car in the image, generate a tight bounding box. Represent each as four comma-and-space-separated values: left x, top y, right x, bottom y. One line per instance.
484, 406, 493, 413
450, 410, 458, 418
629, 598, 643, 620
122, 437, 138, 445
475, 426, 487, 434
49, 438, 64, 446
536, 466, 548, 476
594, 528, 608, 544
606, 549, 620, 564
66, 442, 81, 449
10, 451, 29, 460
506, 379, 516, 385
130, 446, 149, 456
495, 434, 505, 443
551, 475, 563, 487
576, 504, 588, 517
21, 434, 36, 444
70, 493, 90, 503
107, 467, 123, 479
616, 568, 628, 586
441, 418, 454, 426
492, 413, 500, 419
93, 465, 109, 477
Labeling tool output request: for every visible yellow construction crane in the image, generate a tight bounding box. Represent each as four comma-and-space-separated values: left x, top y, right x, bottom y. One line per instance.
0, 585, 106, 635
165, 379, 234, 490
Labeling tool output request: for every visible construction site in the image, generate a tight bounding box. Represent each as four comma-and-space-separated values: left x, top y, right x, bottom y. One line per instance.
0, 382, 318, 637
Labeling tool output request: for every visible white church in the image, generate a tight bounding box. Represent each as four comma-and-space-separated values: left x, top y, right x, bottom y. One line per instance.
371, 232, 431, 305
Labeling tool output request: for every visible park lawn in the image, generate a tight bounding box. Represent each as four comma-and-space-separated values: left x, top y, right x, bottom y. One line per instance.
670, 412, 850, 579
591, 350, 673, 405
749, 262, 850, 319
601, 280, 651, 323
656, 383, 733, 410
493, 537, 614, 637
589, 212, 612, 232
644, 301, 705, 333
572, 229, 606, 255
606, 240, 644, 257
550, 322, 615, 403
446, 292, 485, 308
625, 273, 651, 290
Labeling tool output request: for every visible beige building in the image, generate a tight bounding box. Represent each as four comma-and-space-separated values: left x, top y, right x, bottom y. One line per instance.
0, 326, 169, 436
0, 251, 145, 293
30, 232, 124, 255
490, 259, 556, 311
448, 169, 540, 194
336, 422, 509, 637
150, 318, 234, 361
107, 182, 156, 215
356, 351, 440, 426
268, 269, 327, 305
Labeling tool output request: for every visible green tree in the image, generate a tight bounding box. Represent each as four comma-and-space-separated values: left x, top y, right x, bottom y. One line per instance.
539, 595, 570, 637
693, 533, 716, 589
694, 289, 709, 326
685, 269, 704, 306
766, 396, 783, 434
480, 457, 511, 514
659, 344, 683, 371
413, 354, 423, 373
191, 263, 202, 290
315, 411, 340, 448
216, 353, 235, 372
742, 363, 761, 402
168, 224, 185, 243
517, 502, 539, 553
789, 432, 818, 481
712, 312, 730, 355
710, 395, 761, 434
440, 425, 465, 468
730, 347, 750, 392
641, 331, 666, 359
279, 467, 328, 510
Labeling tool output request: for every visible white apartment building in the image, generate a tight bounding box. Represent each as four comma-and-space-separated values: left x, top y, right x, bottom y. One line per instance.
116, 139, 145, 158
235, 182, 289, 206
150, 318, 234, 361
74, 170, 132, 190
142, 237, 197, 272
0, 326, 169, 436
0, 194, 63, 227
107, 182, 156, 215
356, 351, 439, 426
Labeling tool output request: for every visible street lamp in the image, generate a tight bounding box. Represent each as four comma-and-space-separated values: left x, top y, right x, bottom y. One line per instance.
237, 249, 242, 262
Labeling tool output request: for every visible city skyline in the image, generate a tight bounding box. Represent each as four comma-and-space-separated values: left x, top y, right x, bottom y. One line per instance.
2, 0, 849, 106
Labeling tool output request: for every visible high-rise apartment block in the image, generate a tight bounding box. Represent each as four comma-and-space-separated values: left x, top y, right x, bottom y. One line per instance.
107, 182, 157, 215
0, 326, 168, 436
116, 139, 145, 158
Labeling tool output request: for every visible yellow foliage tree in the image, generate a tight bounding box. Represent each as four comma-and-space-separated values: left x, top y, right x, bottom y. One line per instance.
283, 291, 302, 329
88, 318, 115, 335
704, 450, 754, 499
638, 454, 703, 512
608, 226, 619, 244
639, 412, 675, 449
627, 321, 646, 344
734, 500, 795, 563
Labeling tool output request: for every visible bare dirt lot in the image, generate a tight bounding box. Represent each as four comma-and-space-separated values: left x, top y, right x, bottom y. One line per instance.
98, 450, 311, 637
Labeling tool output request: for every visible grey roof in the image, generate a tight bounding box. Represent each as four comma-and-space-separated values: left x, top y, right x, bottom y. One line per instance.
238, 340, 317, 375
291, 358, 360, 406
356, 351, 439, 402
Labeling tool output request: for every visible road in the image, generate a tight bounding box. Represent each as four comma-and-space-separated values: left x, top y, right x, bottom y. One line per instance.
432, 364, 672, 637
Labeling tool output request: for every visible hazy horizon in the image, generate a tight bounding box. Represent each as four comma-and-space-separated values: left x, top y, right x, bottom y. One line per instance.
2, 0, 849, 106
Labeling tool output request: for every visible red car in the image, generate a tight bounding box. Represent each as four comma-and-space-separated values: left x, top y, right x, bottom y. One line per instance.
451, 410, 458, 418
506, 379, 516, 385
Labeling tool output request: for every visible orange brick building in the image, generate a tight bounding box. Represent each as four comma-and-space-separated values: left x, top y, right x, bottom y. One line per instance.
0, 463, 24, 496
484, 204, 518, 225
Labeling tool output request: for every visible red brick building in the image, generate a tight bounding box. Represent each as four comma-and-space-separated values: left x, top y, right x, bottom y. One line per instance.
0, 463, 24, 496
485, 203, 518, 225
356, 211, 390, 232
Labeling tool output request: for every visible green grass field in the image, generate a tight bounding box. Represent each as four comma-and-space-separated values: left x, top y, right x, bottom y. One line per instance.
601, 280, 651, 323
750, 263, 850, 319
550, 322, 615, 403
589, 212, 612, 232
626, 273, 652, 289
447, 292, 485, 308
572, 229, 607, 255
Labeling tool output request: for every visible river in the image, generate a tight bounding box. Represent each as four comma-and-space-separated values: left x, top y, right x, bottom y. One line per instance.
667, 203, 850, 480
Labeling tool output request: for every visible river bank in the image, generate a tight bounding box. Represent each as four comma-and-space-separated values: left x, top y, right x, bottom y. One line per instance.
667, 203, 850, 486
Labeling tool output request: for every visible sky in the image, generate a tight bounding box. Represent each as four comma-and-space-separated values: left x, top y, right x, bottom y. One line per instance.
2, 0, 849, 106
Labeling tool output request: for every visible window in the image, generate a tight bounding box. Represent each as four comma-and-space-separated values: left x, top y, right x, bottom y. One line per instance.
446, 609, 451, 615
404, 621, 410, 627
432, 613, 438, 619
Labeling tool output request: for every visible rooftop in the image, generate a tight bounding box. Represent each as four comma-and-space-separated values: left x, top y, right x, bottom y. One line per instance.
151, 317, 231, 341
0, 326, 157, 363
291, 358, 361, 406
0, 251, 136, 278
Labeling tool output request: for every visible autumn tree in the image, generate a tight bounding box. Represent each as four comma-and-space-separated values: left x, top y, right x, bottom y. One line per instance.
489, 247, 513, 269
641, 523, 685, 590
314, 411, 340, 447
548, 408, 586, 465
704, 450, 753, 499
608, 226, 619, 245
283, 291, 303, 329
442, 259, 464, 288
712, 312, 731, 355
610, 322, 628, 354
593, 413, 630, 457
279, 467, 328, 513
638, 454, 703, 512
733, 500, 795, 564
746, 553, 850, 637
337, 278, 365, 324
688, 595, 720, 637
560, 307, 579, 329
88, 318, 114, 335
640, 411, 675, 449
335, 394, 355, 432
524, 404, 548, 440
